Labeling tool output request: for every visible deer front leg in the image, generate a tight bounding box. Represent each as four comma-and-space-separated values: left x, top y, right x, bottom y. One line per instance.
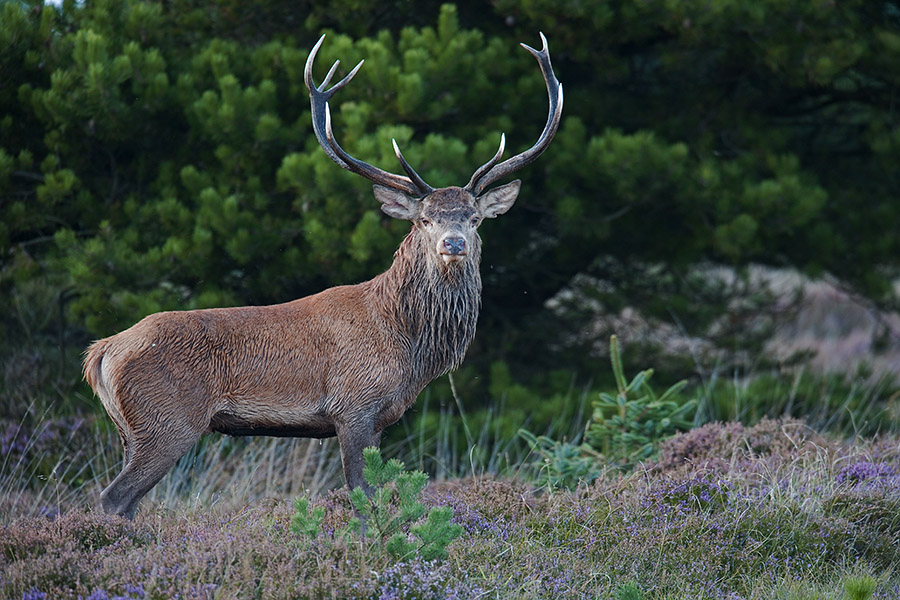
335, 419, 376, 493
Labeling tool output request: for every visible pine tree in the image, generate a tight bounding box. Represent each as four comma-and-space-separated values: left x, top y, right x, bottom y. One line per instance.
2, 0, 899, 404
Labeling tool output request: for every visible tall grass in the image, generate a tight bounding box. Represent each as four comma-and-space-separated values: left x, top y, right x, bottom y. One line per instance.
0, 414, 345, 525
3, 361, 898, 526
695, 366, 899, 436
0, 411, 100, 522
141, 435, 343, 514
386, 384, 591, 482
0, 386, 570, 524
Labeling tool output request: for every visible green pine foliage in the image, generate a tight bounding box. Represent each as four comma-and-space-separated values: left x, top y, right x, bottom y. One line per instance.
2, 0, 900, 412
615, 582, 645, 600
520, 335, 697, 487
289, 497, 324, 538
585, 335, 697, 469
291, 447, 462, 563
518, 428, 603, 490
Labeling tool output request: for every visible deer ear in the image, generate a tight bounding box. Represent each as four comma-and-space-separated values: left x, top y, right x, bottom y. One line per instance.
373, 185, 420, 220
476, 180, 521, 218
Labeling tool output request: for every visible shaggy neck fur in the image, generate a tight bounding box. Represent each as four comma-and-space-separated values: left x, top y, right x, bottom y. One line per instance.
371, 227, 482, 384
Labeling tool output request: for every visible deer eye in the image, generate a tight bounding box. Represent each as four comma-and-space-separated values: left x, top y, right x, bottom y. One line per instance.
420, 217, 431, 227
470, 216, 480, 226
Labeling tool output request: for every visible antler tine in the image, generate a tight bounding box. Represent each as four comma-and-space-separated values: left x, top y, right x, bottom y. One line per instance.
320, 58, 341, 90
465, 133, 506, 192
320, 103, 417, 196
466, 32, 564, 197
304, 35, 365, 101
305, 34, 432, 197
392, 139, 434, 195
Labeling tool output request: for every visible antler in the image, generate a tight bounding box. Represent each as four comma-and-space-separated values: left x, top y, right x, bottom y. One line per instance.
465, 33, 564, 197
305, 35, 434, 197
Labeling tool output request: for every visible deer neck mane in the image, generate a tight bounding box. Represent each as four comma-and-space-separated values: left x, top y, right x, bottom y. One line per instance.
372, 228, 483, 381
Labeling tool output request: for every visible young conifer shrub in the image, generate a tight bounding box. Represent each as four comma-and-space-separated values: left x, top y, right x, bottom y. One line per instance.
521, 335, 698, 486
586, 335, 697, 468
289, 497, 324, 538
615, 581, 644, 600
290, 447, 462, 562
518, 429, 602, 490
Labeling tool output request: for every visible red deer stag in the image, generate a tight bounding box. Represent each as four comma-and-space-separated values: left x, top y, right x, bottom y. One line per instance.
84, 33, 562, 518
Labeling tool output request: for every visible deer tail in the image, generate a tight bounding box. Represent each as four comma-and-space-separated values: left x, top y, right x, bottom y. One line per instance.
83, 338, 111, 392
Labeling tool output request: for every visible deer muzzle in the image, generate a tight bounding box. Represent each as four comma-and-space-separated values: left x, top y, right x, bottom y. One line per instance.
439, 235, 467, 263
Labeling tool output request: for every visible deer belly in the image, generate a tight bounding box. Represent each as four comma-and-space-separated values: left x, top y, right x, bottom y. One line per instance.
209, 401, 335, 438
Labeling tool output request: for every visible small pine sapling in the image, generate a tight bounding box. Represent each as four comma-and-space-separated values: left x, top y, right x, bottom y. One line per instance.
348, 448, 461, 561
518, 428, 603, 490
615, 581, 645, 600
290, 447, 462, 562
289, 497, 324, 538
586, 335, 696, 468
520, 335, 697, 487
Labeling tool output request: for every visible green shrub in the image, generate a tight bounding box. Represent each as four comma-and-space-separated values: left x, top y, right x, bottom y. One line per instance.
518, 429, 602, 490
615, 581, 644, 600
586, 335, 696, 468
520, 335, 697, 486
291, 447, 462, 563
289, 497, 324, 538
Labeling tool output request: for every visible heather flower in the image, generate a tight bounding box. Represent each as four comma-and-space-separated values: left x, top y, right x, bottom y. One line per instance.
648, 475, 731, 513
375, 560, 484, 599
2, 421, 28, 457
428, 490, 519, 541
655, 417, 827, 473
836, 461, 896, 485
0, 417, 87, 460
80, 584, 145, 600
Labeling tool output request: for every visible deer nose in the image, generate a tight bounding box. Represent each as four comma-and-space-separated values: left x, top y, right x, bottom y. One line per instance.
442, 236, 467, 256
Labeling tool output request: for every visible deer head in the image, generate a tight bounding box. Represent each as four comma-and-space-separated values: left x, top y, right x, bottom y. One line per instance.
304, 33, 563, 269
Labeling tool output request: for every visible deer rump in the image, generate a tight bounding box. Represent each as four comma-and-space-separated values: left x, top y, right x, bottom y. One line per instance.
84, 33, 562, 518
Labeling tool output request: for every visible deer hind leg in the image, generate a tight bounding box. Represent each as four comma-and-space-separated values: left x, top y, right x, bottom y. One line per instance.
111, 422, 133, 471
101, 433, 200, 519
100, 395, 207, 519
101, 428, 201, 519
